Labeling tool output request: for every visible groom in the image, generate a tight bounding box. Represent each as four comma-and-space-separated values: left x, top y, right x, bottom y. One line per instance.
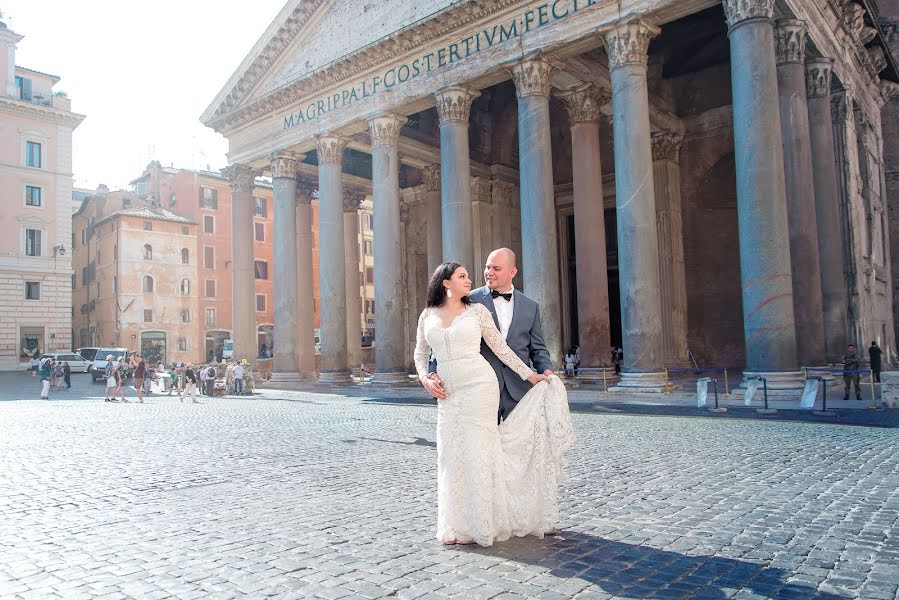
424, 247, 554, 422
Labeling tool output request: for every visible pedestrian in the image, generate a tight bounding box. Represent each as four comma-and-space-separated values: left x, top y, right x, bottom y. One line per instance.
564, 352, 576, 378
206, 364, 217, 396
869, 341, 882, 383
63, 361, 71, 389
54, 360, 65, 390
29, 352, 40, 377
39, 357, 52, 399
182, 363, 198, 403
133, 355, 146, 403
103, 355, 116, 401
233, 360, 244, 395
165, 366, 176, 395
115, 357, 128, 402
843, 344, 863, 401
199, 364, 208, 396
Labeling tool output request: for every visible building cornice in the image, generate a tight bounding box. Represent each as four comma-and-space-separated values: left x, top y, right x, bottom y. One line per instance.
0, 95, 85, 129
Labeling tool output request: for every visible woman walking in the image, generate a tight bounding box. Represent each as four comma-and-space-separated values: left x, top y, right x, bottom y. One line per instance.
39, 358, 52, 399
133, 355, 146, 403
53, 360, 66, 390
182, 363, 198, 403
115, 357, 128, 402
30, 352, 40, 377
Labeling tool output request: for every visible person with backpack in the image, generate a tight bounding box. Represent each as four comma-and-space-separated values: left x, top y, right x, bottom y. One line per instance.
53, 360, 66, 390
103, 355, 116, 402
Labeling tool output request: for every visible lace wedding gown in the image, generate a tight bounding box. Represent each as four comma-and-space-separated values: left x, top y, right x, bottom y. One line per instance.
414, 303, 575, 547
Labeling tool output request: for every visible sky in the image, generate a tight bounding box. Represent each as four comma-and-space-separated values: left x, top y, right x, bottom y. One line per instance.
4, 0, 287, 190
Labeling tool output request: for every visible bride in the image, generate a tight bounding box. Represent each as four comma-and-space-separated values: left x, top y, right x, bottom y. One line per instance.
414, 261, 574, 547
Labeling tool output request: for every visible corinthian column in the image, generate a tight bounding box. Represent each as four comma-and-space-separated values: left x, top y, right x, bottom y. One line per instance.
806, 58, 849, 363
368, 114, 409, 383
651, 131, 689, 368
314, 134, 351, 383
557, 83, 612, 374
270, 151, 302, 382
223, 163, 259, 366
343, 189, 365, 375
723, 0, 799, 384
434, 86, 480, 269
601, 19, 668, 391
509, 52, 563, 367
776, 19, 826, 368
421, 164, 442, 273
295, 178, 317, 379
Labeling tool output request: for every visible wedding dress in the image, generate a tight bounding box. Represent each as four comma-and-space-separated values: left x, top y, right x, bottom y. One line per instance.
414, 303, 575, 547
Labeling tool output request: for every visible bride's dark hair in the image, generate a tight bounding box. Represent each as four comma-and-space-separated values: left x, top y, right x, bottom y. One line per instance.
427, 262, 472, 308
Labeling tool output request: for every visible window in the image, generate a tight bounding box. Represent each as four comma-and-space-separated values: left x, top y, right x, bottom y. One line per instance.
122, 196, 132, 208
181, 278, 190, 295
25, 229, 42, 256
20, 326, 44, 361
363, 240, 373, 255
254, 260, 268, 280
200, 186, 218, 209
169, 194, 177, 208
181, 248, 189, 264
205, 308, 216, 326
16, 75, 31, 100
25, 281, 40, 300
143, 276, 154, 293
181, 226, 189, 235
26, 141, 42, 168
143, 244, 153, 260
144, 221, 153, 231
365, 300, 375, 314
366, 267, 374, 284
25, 185, 41, 207
71, 274, 76, 290
205, 280, 216, 298
204, 246, 214, 269
144, 309, 153, 322
181, 309, 191, 323
256, 294, 266, 312
254, 196, 267, 217
203, 215, 214, 234
177, 337, 187, 352
135, 181, 148, 196
254, 222, 265, 242
363, 213, 374, 230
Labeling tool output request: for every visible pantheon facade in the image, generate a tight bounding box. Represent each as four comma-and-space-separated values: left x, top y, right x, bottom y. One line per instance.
202, 0, 898, 391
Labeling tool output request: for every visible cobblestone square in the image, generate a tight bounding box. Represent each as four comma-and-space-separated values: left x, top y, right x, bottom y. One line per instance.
2, 371, 898, 599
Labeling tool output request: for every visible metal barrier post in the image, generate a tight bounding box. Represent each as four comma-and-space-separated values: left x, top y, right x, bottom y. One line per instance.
763, 377, 769, 411
870, 370, 877, 409
809, 375, 835, 416
724, 368, 730, 396
755, 376, 777, 414
709, 378, 727, 412
603, 368, 608, 393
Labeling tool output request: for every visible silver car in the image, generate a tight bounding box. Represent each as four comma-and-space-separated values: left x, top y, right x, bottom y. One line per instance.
40, 352, 92, 373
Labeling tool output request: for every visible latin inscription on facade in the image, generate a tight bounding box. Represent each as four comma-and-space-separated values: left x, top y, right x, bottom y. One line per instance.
282, 0, 612, 129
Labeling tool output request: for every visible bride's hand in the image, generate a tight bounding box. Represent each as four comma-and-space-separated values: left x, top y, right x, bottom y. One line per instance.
527, 372, 549, 385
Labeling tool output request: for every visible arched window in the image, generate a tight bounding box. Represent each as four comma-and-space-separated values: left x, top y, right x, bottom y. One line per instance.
181, 248, 189, 264
181, 278, 190, 296
143, 275, 154, 293
143, 244, 153, 260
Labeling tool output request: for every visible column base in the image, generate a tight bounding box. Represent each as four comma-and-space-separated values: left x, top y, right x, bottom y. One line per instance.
740, 371, 805, 397
318, 370, 352, 385
269, 371, 304, 384
371, 371, 411, 385
609, 372, 677, 393
570, 368, 619, 388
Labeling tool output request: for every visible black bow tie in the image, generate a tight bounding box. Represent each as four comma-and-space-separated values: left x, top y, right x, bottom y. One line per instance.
491, 290, 513, 301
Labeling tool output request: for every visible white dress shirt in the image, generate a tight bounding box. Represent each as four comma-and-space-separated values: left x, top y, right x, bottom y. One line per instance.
493, 286, 515, 339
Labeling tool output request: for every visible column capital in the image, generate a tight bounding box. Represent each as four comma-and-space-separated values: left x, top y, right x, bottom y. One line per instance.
509, 52, 560, 98
471, 176, 492, 203
433, 86, 480, 125
295, 177, 316, 206
421, 164, 440, 192
805, 57, 834, 98
601, 18, 660, 70
775, 19, 808, 65
557, 83, 610, 124
830, 88, 853, 123
367, 113, 407, 147
314, 134, 348, 166
651, 131, 684, 163
221, 164, 258, 194
270, 151, 303, 180
491, 179, 515, 206
722, 0, 774, 30
343, 188, 366, 213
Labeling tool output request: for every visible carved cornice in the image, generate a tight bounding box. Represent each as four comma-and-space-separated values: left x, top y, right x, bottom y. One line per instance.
222, 164, 259, 194
880, 81, 899, 106
314, 134, 348, 167
843, 2, 866, 42
775, 19, 808, 65
601, 18, 660, 70
509, 52, 560, 98
421, 164, 440, 192
433, 86, 481, 125
556, 83, 609, 124
0, 96, 85, 129
651, 131, 684, 162
859, 26, 877, 45
206, 0, 521, 133
865, 46, 887, 78
343, 189, 366, 213
722, 0, 775, 30
270, 151, 302, 180
805, 58, 834, 98
367, 113, 407, 147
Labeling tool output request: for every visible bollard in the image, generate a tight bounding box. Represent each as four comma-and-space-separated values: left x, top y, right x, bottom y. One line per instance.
810, 376, 835, 416
870, 370, 878, 410
724, 368, 730, 396
756, 376, 776, 414
709, 378, 727, 412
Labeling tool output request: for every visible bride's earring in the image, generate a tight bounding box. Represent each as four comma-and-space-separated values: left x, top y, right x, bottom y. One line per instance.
446, 289, 452, 298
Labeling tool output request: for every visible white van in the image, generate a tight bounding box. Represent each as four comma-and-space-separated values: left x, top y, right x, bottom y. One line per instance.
223, 339, 234, 360
90, 348, 132, 381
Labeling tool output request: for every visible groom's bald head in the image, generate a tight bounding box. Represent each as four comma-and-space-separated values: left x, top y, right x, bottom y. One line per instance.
484, 248, 517, 291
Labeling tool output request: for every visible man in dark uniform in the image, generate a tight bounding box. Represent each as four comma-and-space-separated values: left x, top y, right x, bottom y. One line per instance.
843, 344, 862, 401
869, 341, 883, 383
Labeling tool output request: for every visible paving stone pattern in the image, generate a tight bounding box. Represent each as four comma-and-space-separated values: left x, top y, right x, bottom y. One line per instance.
2, 371, 898, 599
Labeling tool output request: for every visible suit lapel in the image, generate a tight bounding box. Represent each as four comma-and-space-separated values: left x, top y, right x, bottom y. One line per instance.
479, 287, 500, 330
507, 290, 525, 339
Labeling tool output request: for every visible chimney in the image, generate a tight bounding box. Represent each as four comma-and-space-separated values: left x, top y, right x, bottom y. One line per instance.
96, 183, 109, 193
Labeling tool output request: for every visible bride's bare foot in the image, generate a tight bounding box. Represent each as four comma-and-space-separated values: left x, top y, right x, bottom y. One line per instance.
442, 538, 457, 545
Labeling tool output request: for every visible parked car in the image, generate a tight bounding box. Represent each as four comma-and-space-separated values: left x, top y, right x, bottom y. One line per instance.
75, 347, 100, 362
89, 348, 133, 382
40, 352, 92, 373
223, 339, 233, 360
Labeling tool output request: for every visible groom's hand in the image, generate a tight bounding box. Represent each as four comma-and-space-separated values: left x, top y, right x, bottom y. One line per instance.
423, 373, 448, 400
543, 369, 554, 377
